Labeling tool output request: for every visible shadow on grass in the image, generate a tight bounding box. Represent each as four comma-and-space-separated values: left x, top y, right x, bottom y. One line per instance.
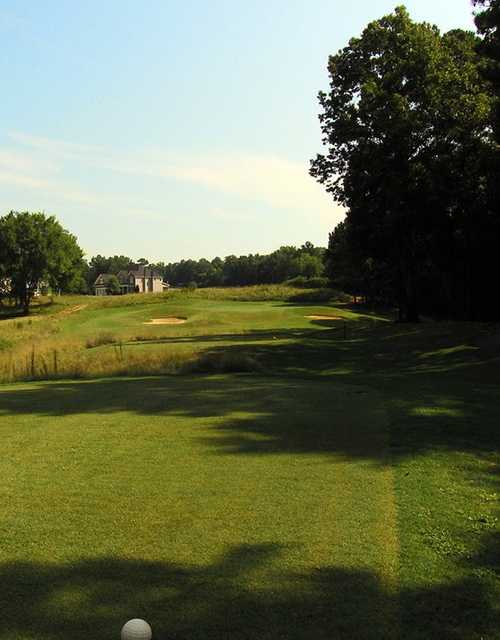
0, 376, 388, 462
0, 309, 26, 320
0, 542, 497, 640
0, 336, 498, 461
125, 327, 324, 347
0, 299, 57, 320
1, 322, 498, 639
195, 332, 500, 460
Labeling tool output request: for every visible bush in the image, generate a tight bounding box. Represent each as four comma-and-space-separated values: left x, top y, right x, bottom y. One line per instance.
306, 277, 330, 288
288, 288, 350, 303
285, 276, 330, 289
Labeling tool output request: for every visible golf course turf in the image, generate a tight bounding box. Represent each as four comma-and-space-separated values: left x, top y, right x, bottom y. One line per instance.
0, 290, 498, 639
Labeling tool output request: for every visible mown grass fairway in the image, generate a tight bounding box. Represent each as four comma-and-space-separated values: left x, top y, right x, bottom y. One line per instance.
0, 290, 498, 639
0, 376, 398, 640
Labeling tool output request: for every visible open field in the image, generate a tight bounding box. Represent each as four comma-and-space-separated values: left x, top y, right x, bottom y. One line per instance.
0, 288, 498, 639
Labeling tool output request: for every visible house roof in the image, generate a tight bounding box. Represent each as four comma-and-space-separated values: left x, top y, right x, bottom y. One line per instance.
128, 264, 162, 278
94, 266, 163, 287
116, 270, 133, 283
94, 273, 117, 286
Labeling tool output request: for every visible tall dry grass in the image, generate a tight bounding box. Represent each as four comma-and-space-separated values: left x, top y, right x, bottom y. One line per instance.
0, 340, 195, 382
0, 340, 263, 383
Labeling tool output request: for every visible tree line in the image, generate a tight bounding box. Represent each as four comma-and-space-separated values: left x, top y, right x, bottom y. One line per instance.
311, 2, 500, 321
87, 243, 326, 289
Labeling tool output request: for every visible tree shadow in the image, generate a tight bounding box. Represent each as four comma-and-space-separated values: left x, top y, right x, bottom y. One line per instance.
0, 298, 56, 320
193, 332, 500, 461
124, 327, 322, 347
0, 328, 498, 462
0, 542, 497, 640
194, 319, 500, 388
0, 376, 389, 464
0, 309, 25, 320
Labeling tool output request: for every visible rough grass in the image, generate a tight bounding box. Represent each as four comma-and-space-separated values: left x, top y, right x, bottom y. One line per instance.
85, 332, 118, 348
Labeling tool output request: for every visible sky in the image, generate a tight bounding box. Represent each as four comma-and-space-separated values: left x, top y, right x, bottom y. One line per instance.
0, 1, 476, 262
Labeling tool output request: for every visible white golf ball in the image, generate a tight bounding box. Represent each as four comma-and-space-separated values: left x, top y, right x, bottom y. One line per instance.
121, 618, 153, 640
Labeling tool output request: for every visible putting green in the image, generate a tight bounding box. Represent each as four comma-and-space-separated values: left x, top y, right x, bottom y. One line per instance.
0, 374, 399, 640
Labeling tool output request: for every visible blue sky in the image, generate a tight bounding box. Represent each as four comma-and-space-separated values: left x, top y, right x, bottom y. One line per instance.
0, 1, 476, 261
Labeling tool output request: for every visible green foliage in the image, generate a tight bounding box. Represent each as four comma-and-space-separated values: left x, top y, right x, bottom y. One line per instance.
156, 242, 326, 287
84, 246, 326, 292
107, 274, 120, 295
285, 275, 329, 289
311, 7, 497, 320
474, 0, 500, 131
86, 255, 134, 289
0, 211, 86, 313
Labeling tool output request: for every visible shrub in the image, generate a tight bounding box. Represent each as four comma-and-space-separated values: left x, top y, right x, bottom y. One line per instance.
288, 288, 350, 303
305, 277, 330, 288
285, 276, 330, 289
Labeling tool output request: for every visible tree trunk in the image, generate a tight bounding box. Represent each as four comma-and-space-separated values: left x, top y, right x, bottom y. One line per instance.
20, 285, 30, 315
402, 265, 420, 322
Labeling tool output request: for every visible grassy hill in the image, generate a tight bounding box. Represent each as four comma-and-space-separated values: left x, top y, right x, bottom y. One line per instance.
0, 287, 498, 639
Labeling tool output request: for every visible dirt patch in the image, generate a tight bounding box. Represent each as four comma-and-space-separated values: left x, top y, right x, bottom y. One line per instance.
305, 314, 342, 321
143, 317, 187, 325
57, 304, 88, 317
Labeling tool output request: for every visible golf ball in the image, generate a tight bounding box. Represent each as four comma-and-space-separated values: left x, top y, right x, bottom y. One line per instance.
121, 618, 153, 640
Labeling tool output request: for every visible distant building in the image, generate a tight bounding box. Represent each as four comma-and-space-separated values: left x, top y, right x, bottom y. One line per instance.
94, 265, 169, 296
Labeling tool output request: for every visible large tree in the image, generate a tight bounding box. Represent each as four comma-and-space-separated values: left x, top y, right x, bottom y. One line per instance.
311, 6, 492, 320
474, 0, 500, 139
0, 211, 85, 313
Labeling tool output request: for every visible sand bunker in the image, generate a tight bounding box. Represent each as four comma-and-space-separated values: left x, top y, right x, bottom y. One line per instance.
305, 314, 342, 321
143, 317, 187, 325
